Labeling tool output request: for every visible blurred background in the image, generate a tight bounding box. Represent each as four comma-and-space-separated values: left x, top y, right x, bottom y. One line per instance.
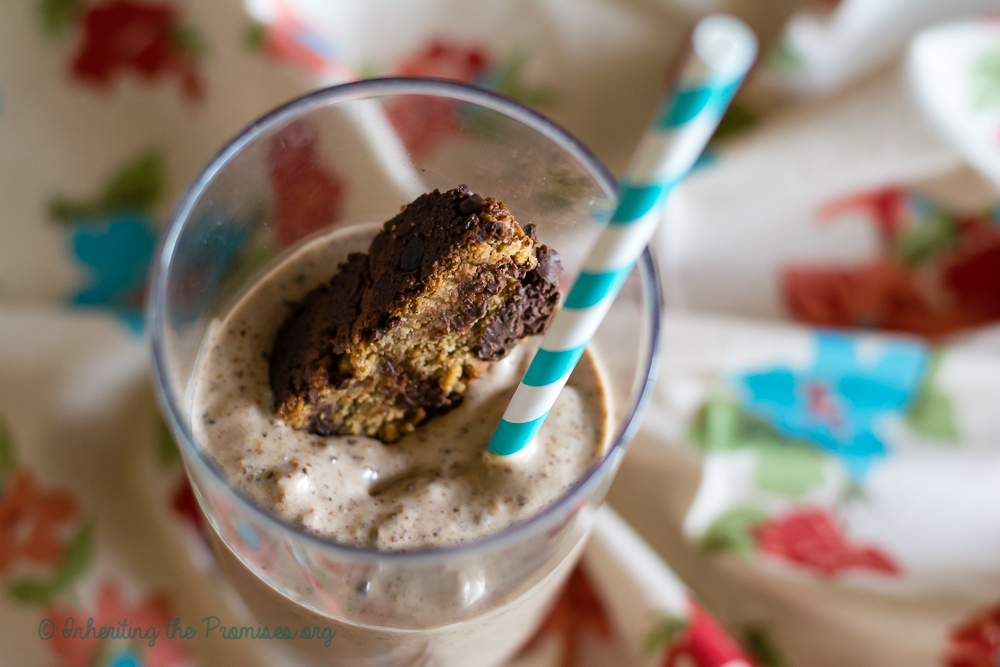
2, 1, 1000, 666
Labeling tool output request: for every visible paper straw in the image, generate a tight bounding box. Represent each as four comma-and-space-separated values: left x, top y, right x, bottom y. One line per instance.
488, 15, 758, 458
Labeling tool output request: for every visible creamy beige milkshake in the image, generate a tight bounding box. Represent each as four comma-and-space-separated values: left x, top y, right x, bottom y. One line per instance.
189, 211, 612, 665
146, 82, 661, 667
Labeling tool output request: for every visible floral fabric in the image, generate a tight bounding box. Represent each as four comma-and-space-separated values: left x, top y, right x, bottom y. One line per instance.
2, 0, 1000, 666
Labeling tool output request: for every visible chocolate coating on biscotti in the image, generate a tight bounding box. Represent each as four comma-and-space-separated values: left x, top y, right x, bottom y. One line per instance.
269, 186, 562, 442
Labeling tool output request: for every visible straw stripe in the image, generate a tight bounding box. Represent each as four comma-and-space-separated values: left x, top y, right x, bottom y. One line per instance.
504, 382, 568, 422
609, 184, 670, 224
629, 114, 719, 184
658, 86, 714, 127
657, 81, 740, 128
522, 345, 587, 386
543, 296, 622, 350
563, 270, 630, 310
628, 133, 687, 185
490, 416, 548, 457
583, 214, 662, 272
488, 14, 757, 457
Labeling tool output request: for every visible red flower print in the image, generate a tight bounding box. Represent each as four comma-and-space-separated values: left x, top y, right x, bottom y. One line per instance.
805, 381, 843, 430
784, 187, 1000, 338
0, 470, 75, 575
256, 25, 329, 76
396, 41, 487, 81
755, 509, 900, 577
945, 601, 1000, 667
520, 565, 613, 667
781, 247, 1000, 339
46, 579, 189, 667
817, 187, 908, 242
386, 40, 491, 159
941, 224, 1000, 322
780, 260, 969, 337
664, 601, 757, 667
170, 476, 202, 531
268, 120, 347, 248
244, 0, 356, 80
71, 1, 204, 101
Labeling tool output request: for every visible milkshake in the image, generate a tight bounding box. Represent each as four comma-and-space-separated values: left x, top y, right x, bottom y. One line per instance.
189, 191, 612, 666
150, 80, 659, 667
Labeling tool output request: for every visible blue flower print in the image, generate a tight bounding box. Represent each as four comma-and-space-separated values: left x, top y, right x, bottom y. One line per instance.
68, 214, 158, 334
738, 332, 928, 478
53, 150, 165, 333
106, 649, 142, 667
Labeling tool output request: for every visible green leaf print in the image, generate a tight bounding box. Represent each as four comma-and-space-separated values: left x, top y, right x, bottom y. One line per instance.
710, 99, 758, 145
690, 398, 740, 450
54, 524, 94, 587
7, 524, 92, 605
907, 391, 959, 441
492, 51, 557, 109
768, 38, 803, 74
50, 150, 166, 223
357, 61, 381, 80
645, 614, 688, 656
692, 399, 804, 449
244, 21, 268, 52
699, 398, 792, 450
536, 167, 594, 213
7, 577, 60, 605
891, 210, 956, 267
743, 626, 789, 667
0, 415, 16, 482
169, 23, 210, 60
466, 52, 557, 143
755, 441, 826, 497
971, 44, 1000, 110
37, 0, 82, 37
905, 351, 959, 442
692, 399, 830, 496
702, 507, 769, 556
156, 418, 182, 468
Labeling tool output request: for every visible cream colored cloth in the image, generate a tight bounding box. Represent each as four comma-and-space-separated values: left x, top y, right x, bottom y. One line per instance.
3, 1, 1000, 666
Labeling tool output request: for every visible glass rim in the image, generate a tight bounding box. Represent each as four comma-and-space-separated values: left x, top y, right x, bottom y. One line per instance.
148, 76, 663, 565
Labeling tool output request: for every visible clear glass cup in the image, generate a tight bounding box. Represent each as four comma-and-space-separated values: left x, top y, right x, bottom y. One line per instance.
149, 78, 661, 667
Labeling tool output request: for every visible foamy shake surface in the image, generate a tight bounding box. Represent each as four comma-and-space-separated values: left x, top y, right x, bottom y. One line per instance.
192, 225, 610, 551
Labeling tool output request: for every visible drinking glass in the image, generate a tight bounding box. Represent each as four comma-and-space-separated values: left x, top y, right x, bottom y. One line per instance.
149, 77, 661, 667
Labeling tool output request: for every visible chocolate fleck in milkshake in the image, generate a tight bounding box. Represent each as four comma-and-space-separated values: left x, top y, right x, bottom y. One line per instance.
190, 191, 612, 666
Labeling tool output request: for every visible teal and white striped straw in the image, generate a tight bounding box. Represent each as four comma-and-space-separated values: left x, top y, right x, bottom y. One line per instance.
488, 15, 758, 458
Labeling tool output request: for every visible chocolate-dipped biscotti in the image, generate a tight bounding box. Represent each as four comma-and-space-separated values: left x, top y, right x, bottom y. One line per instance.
269, 185, 562, 442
